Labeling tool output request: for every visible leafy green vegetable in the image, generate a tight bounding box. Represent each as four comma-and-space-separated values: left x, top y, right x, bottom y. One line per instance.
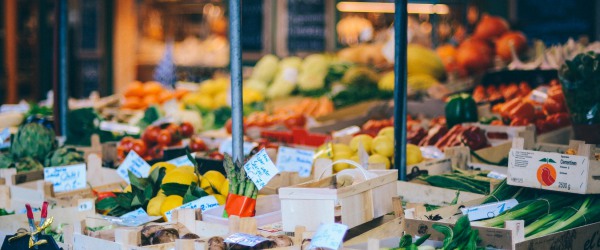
137, 106, 162, 129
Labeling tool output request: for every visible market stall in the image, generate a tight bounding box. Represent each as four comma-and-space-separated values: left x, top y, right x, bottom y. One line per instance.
1, 0, 599, 249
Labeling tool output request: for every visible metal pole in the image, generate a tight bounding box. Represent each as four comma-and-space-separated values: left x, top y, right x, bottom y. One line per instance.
53, 0, 68, 137
229, 0, 243, 163
394, 0, 408, 181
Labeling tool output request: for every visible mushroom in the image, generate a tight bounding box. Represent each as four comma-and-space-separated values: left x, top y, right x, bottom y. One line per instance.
140, 225, 164, 246
207, 236, 226, 250
149, 228, 179, 245
180, 233, 200, 239
267, 235, 294, 247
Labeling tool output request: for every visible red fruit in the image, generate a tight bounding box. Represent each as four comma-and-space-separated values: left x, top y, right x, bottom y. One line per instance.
225, 119, 233, 134
157, 130, 172, 146
209, 151, 224, 160
473, 15, 509, 41
456, 39, 493, 74
148, 144, 164, 159
189, 137, 207, 152
180, 122, 194, 138
119, 136, 135, 151
142, 126, 160, 144
131, 140, 147, 157
283, 114, 307, 129
496, 31, 528, 62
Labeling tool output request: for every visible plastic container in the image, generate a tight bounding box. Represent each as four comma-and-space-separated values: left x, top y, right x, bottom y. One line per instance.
201, 195, 281, 226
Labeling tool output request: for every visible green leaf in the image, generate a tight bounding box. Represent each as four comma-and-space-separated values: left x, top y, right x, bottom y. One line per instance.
183, 183, 209, 203
413, 234, 430, 246
95, 197, 118, 210
549, 159, 557, 163
128, 171, 148, 190
161, 183, 190, 196
115, 193, 134, 209
131, 195, 143, 207
398, 234, 413, 247
465, 230, 480, 250
540, 158, 548, 162
144, 185, 154, 201
432, 224, 453, 248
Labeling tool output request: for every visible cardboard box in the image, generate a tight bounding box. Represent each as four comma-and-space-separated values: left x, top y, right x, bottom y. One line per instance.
508, 137, 599, 194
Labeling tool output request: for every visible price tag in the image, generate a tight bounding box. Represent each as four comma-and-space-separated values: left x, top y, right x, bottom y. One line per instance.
310, 223, 349, 250
331, 126, 360, 138
0, 142, 10, 150
219, 139, 256, 157
487, 171, 507, 180
461, 199, 518, 221
116, 208, 162, 227
0, 128, 10, 142
224, 233, 270, 247
0, 103, 29, 113
281, 68, 299, 83
78, 200, 94, 212
117, 151, 151, 183
99, 121, 141, 134
243, 148, 279, 190
164, 195, 220, 221
275, 146, 314, 177
43, 163, 87, 193
167, 153, 197, 167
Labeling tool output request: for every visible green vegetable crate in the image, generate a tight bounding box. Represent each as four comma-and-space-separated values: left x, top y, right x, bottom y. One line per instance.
508, 137, 600, 194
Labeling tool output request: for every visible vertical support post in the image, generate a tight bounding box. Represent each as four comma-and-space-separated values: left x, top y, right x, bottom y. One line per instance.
394, 0, 408, 181
229, 0, 244, 163
53, 0, 69, 137
4, 0, 18, 103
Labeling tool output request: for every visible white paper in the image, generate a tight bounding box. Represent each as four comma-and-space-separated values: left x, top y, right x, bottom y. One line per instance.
487, 171, 507, 180
332, 126, 360, 138
224, 233, 270, 247
99, 121, 141, 134
461, 199, 518, 221
164, 196, 220, 221
219, 139, 256, 157
0, 128, 10, 142
114, 208, 162, 227
116, 151, 151, 183
0, 142, 9, 149
167, 153, 197, 167
43, 163, 87, 193
275, 146, 314, 177
243, 148, 279, 190
78, 200, 94, 212
310, 223, 349, 249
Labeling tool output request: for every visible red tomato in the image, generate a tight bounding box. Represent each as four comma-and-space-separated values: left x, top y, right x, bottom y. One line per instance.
157, 130, 172, 146
119, 136, 135, 151
209, 151, 224, 160
189, 137, 207, 152
284, 114, 306, 129
225, 119, 233, 134
180, 122, 194, 138
131, 140, 147, 157
142, 126, 160, 144
148, 144, 164, 159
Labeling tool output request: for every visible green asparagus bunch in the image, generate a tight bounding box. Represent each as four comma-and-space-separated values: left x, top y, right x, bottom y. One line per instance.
223, 154, 258, 199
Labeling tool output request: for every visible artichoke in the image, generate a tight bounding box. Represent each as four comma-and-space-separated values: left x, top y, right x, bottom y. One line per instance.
0, 153, 16, 169
14, 157, 44, 172
45, 147, 84, 167
11, 122, 57, 161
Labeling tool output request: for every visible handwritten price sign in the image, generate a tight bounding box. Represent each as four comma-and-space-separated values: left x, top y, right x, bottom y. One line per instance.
117, 151, 151, 183
164, 196, 220, 221
310, 223, 348, 249
243, 148, 279, 190
43, 163, 87, 193
167, 153, 196, 167
275, 146, 314, 177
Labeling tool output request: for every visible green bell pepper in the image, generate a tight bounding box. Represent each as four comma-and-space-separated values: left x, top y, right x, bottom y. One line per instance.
445, 93, 478, 128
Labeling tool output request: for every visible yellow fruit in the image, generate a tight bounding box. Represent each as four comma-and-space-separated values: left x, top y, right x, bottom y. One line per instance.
406, 144, 424, 165
173, 166, 196, 174
332, 143, 352, 156
378, 71, 395, 91
203, 170, 226, 189
219, 179, 229, 196
349, 155, 361, 164
149, 162, 176, 175
160, 195, 184, 220
368, 154, 391, 169
333, 152, 354, 173
200, 178, 215, 194
349, 134, 373, 154
213, 194, 226, 205
372, 136, 394, 158
377, 127, 395, 139
162, 171, 197, 185
147, 195, 166, 216
123, 185, 132, 193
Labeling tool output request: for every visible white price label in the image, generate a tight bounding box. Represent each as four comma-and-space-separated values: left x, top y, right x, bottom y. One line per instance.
310, 223, 349, 249
117, 151, 151, 183
0, 128, 10, 142
461, 199, 518, 221
0, 142, 10, 150
487, 171, 507, 180
167, 153, 197, 167
43, 163, 87, 193
99, 121, 141, 134
219, 139, 256, 156
224, 233, 270, 247
275, 146, 314, 177
243, 148, 279, 190
115, 208, 162, 227
78, 200, 94, 212
164, 196, 220, 221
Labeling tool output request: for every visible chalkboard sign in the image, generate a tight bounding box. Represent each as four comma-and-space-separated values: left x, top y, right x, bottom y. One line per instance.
517, 0, 596, 45
287, 0, 326, 52
242, 0, 263, 51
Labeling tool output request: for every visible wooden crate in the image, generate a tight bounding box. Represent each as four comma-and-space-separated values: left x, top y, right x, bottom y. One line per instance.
73, 134, 103, 160
396, 181, 484, 206
508, 137, 600, 194
278, 160, 398, 232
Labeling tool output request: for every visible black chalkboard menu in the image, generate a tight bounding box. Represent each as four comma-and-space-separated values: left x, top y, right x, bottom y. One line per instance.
287, 0, 326, 52
517, 0, 596, 45
242, 0, 263, 51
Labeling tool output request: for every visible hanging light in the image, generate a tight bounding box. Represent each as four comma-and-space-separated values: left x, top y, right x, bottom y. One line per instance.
336, 2, 450, 15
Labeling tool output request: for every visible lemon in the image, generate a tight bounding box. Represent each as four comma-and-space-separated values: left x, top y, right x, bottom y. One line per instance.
406, 144, 424, 165
333, 152, 354, 173
147, 195, 166, 216
203, 170, 226, 189
378, 127, 395, 139
368, 154, 391, 169
372, 136, 394, 158
332, 143, 352, 157
149, 162, 177, 175
123, 185, 132, 193
162, 171, 197, 185
160, 195, 184, 220
349, 154, 361, 164
200, 178, 215, 194
219, 179, 229, 196
174, 166, 196, 174
213, 194, 226, 205
349, 134, 373, 154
